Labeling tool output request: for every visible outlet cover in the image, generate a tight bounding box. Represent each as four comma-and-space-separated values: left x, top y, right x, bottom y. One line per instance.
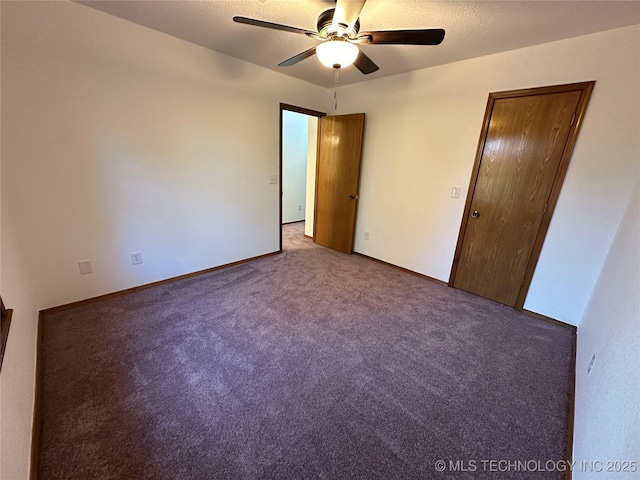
269, 174, 278, 184
131, 252, 143, 265
78, 260, 92, 275
364, 232, 370, 241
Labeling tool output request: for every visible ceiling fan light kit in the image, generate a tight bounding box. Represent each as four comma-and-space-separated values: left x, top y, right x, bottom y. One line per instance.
316, 39, 359, 69
233, 0, 445, 76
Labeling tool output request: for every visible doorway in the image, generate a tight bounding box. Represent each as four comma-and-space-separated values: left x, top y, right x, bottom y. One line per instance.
449, 81, 595, 309
279, 104, 366, 254
279, 104, 325, 251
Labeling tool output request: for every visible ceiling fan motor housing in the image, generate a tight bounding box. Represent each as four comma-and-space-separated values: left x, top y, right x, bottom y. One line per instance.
317, 9, 360, 39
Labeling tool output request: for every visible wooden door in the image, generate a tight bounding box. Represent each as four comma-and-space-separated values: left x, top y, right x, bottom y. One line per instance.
450, 82, 594, 308
314, 113, 365, 254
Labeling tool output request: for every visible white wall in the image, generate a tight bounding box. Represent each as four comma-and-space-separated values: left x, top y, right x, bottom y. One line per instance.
282, 110, 308, 224
336, 24, 640, 325
305, 117, 318, 237
0, 2, 327, 478
573, 183, 639, 479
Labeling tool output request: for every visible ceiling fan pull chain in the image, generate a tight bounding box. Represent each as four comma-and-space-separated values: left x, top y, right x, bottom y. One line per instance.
334, 67, 339, 110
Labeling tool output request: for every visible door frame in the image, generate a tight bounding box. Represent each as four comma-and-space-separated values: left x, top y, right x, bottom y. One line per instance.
279, 103, 326, 251
448, 81, 595, 310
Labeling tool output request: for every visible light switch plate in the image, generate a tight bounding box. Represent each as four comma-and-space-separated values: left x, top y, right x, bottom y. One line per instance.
269, 174, 278, 184
451, 186, 461, 198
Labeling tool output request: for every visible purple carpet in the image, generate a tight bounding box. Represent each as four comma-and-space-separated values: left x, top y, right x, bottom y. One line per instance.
36, 222, 575, 479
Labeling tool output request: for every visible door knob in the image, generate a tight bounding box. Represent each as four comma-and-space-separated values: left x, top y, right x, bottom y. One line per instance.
349, 194, 359, 200
471, 211, 480, 218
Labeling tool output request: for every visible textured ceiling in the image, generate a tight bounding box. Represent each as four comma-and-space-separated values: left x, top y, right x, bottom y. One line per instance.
76, 0, 640, 88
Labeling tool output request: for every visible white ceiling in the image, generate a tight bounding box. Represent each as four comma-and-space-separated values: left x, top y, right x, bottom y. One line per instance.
76, 0, 640, 88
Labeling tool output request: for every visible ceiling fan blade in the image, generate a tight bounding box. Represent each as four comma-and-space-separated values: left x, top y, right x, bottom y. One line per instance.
278, 47, 317, 67
233, 16, 314, 36
360, 29, 446, 45
333, 0, 367, 32
306, 32, 325, 41
353, 49, 379, 74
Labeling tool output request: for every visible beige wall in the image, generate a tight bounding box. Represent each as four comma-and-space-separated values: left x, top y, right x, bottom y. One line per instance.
1, 1, 638, 478
573, 182, 639, 478
336, 25, 640, 326
0, 2, 327, 478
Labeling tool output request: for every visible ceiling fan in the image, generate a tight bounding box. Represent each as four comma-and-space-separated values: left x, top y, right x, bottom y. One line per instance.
233, 0, 445, 74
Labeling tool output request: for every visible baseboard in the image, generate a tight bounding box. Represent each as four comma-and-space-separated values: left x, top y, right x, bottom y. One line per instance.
29, 246, 578, 477
32, 251, 279, 477
40, 251, 280, 316
565, 331, 577, 480
523, 309, 577, 332
30, 312, 44, 480
282, 220, 305, 226
353, 253, 578, 477
523, 309, 576, 479
353, 252, 448, 286
304, 234, 313, 240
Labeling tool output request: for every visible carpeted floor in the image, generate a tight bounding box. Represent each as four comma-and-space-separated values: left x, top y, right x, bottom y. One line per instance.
37, 222, 575, 479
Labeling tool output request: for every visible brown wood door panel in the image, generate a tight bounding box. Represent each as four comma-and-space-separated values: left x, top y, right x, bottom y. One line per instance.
452, 85, 592, 307
314, 113, 365, 254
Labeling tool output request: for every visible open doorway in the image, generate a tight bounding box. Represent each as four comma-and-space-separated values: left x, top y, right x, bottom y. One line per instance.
279, 104, 325, 251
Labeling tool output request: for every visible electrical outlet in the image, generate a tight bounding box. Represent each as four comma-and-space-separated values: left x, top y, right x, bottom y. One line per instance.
78, 260, 92, 275
364, 231, 370, 241
297, 204, 302, 211
587, 353, 596, 375
130, 252, 143, 265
